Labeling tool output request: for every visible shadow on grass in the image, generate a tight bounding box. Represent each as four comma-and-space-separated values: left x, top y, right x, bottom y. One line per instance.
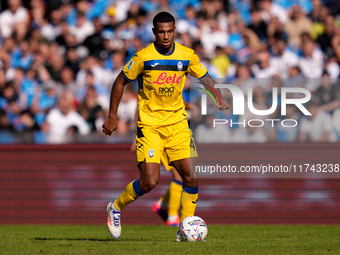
34, 237, 113, 242
33, 237, 163, 242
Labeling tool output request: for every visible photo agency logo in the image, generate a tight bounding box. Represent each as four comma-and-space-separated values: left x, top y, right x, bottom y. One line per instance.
200, 84, 312, 128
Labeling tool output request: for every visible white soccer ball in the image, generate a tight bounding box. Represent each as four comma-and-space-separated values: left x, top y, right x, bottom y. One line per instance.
179, 216, 208, 242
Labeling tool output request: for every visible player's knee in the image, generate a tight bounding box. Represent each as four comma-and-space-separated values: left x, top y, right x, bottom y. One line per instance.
182, 176, 198, 188
140, 178, 159, 193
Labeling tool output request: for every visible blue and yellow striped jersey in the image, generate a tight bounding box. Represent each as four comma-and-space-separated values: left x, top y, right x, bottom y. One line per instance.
122, 42, 208, 127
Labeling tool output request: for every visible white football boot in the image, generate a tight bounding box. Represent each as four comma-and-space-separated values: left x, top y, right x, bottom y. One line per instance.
107, 201, 121, 238
175, 229, 183, 242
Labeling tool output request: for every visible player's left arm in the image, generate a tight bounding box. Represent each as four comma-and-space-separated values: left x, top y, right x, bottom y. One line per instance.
188, 52, 229, 110
199, 74, 229, 110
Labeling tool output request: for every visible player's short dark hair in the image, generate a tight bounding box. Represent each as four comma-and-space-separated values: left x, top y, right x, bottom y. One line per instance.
153, 12, 175, 28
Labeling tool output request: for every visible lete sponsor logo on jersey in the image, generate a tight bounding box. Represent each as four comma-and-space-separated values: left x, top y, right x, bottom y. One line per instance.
153, 72, 182, 85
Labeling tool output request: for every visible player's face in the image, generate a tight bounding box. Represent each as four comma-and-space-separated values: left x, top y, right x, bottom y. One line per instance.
153, 21, 176, 53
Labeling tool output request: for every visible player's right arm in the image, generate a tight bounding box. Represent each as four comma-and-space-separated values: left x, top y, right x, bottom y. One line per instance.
102, 53, 144, 136
102, 72, 128, 136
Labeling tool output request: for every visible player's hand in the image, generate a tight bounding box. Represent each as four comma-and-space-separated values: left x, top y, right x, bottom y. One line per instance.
216, 99, 229, 110
102, 117, 118, 136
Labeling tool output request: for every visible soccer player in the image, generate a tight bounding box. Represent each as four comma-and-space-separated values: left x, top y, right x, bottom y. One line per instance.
102, 11, 228, 241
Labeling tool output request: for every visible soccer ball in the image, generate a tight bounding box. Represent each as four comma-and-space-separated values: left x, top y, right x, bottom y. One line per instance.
179, 216, 208, 242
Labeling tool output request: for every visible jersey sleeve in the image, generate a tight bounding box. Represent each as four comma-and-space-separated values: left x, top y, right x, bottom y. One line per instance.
187, 52, 208, 79
122, 53, 144, 81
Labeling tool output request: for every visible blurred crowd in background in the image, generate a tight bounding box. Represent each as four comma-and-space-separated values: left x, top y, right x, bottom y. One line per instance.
0, 0, 340, 143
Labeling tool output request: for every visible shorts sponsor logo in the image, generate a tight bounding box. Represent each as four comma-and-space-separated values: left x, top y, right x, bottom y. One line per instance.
148, 149, 154, 158
158, 86, 174, 97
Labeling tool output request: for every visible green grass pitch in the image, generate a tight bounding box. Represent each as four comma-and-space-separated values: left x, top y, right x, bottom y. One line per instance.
0, 225, 340, 255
